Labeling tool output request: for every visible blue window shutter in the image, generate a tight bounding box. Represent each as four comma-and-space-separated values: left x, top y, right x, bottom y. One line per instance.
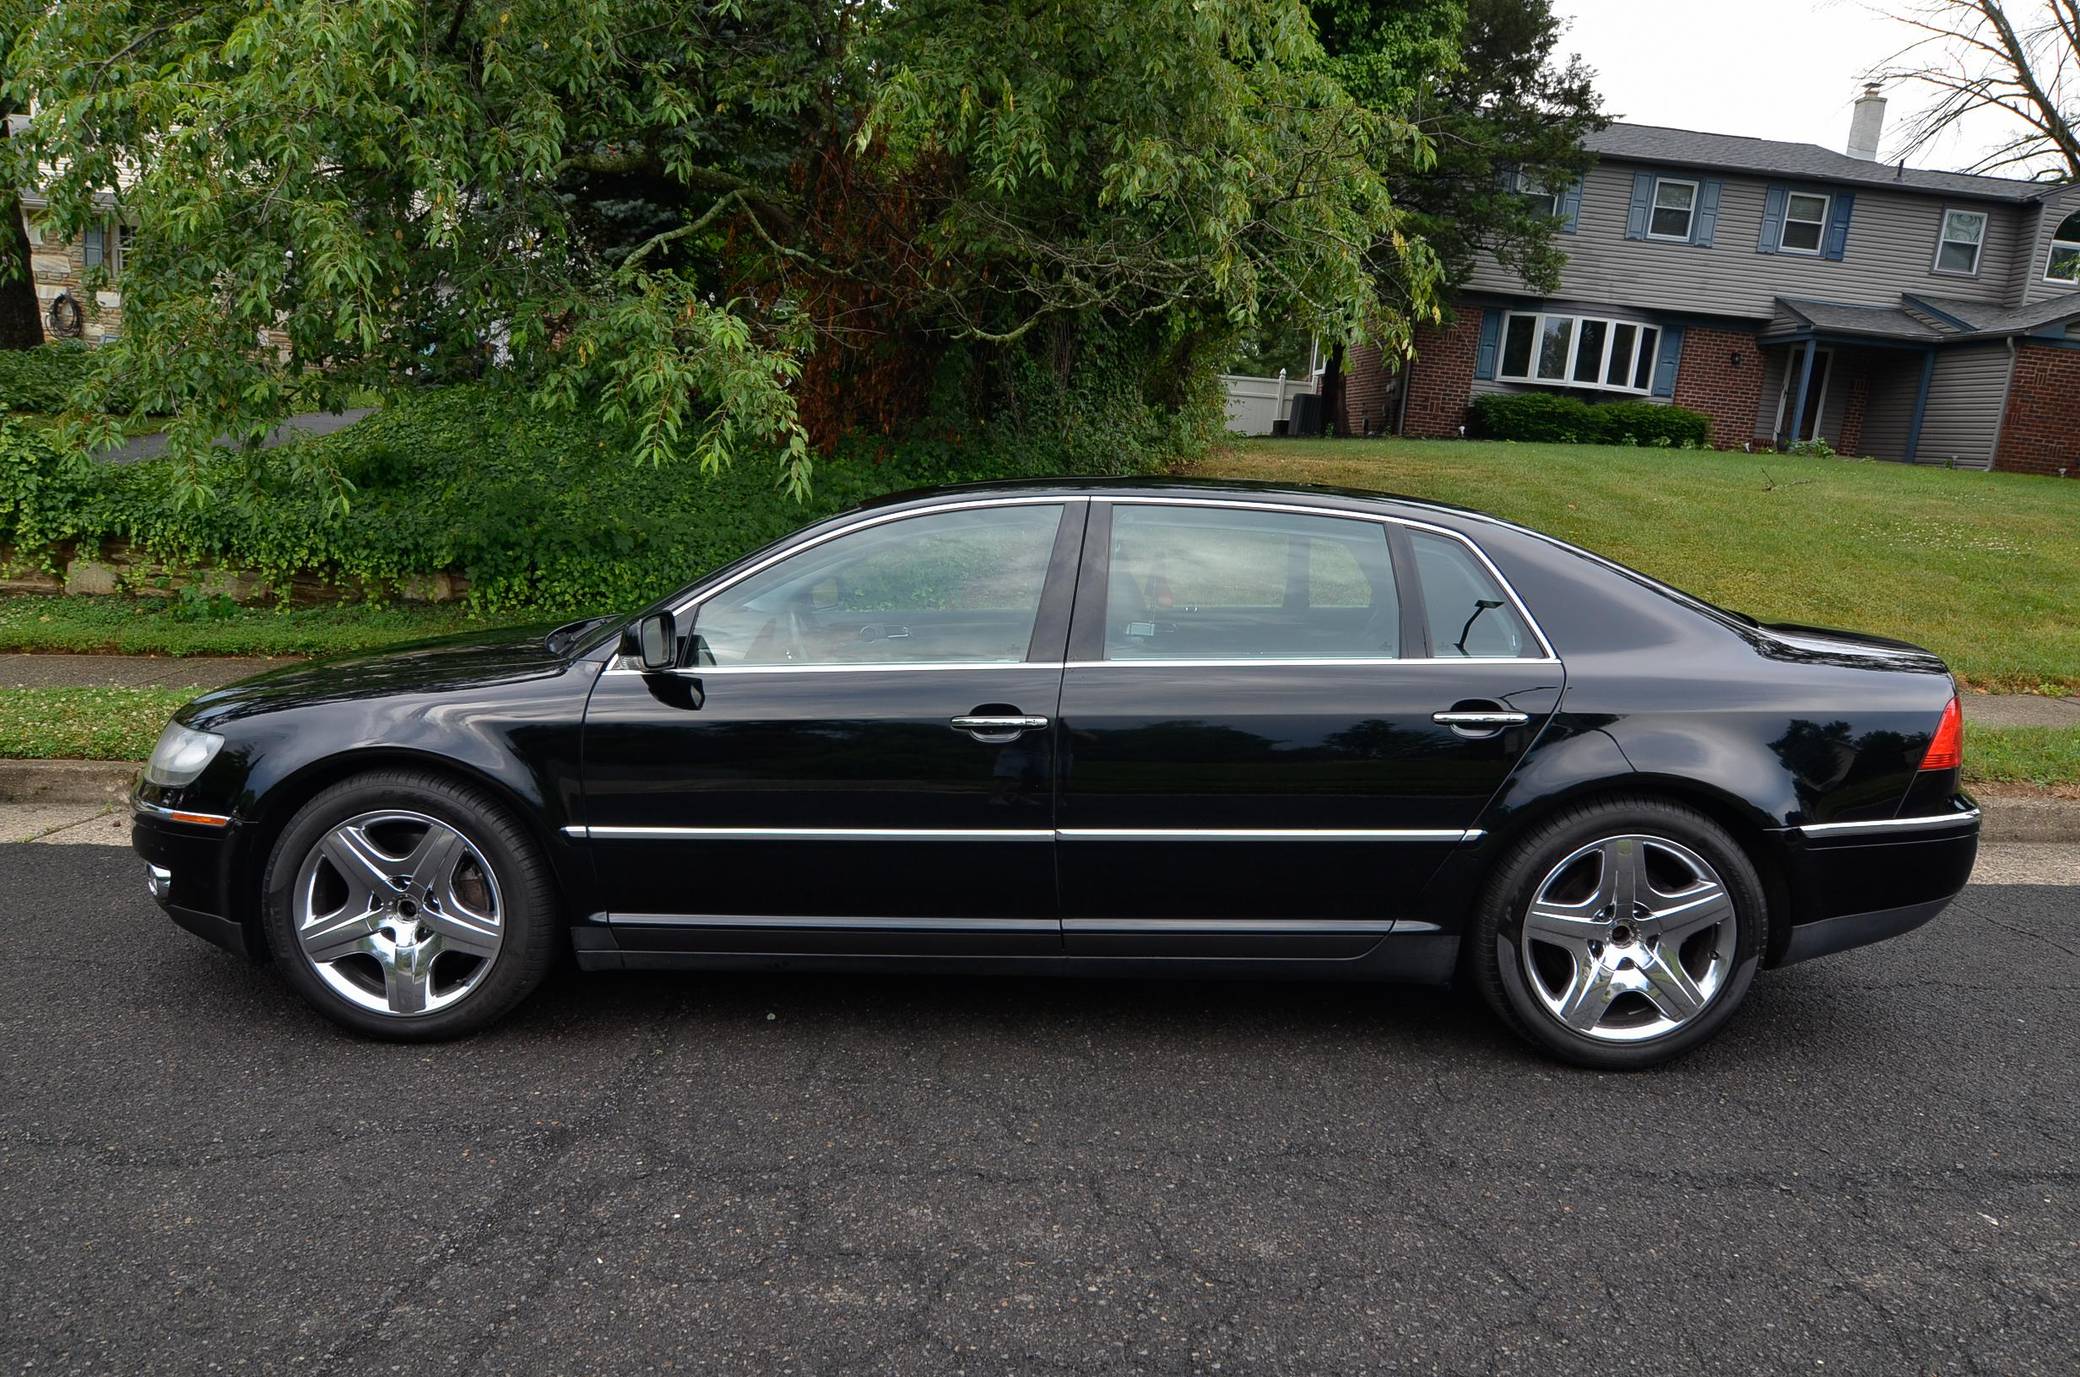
1559, 179, 1584, 234
1691, 181, 1722, 247
1823, 191, 1855, 261
1651, 324, 1684, 397
1758, 186, 1787, 254
1625, 173, 1653, 240
82, 224, 103, 269
1473, 309, 1504, 381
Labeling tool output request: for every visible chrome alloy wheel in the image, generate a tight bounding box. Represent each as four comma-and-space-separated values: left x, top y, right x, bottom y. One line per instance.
291, 810, 504, 1018
1519, 834, 1738, 1044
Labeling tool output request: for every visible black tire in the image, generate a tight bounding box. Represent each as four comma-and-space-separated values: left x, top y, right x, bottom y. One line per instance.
261, 768, 560, 1039
1468, 796, 1769, 1070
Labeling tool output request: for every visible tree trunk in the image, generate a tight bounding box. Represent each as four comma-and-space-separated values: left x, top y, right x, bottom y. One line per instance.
1320, 342, 1346, 437
0, 126, 45, 349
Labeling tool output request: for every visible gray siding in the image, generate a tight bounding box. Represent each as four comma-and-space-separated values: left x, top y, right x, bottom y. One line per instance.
2017, 184, 2080, 306
1914, 344, 2012, 468
1467, 160, 2028, 319
1859, 361, 1922, 460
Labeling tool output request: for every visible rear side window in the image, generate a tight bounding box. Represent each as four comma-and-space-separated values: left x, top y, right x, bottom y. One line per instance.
1410, 530, 1539, 659
1104, 505, 1400, 660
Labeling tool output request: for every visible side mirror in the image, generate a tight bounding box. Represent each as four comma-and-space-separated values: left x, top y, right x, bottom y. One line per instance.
622, 610, 677, 672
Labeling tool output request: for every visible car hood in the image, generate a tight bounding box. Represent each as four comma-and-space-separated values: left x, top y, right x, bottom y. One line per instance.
1753, 621, 1951, 677
177, 623, 584, 728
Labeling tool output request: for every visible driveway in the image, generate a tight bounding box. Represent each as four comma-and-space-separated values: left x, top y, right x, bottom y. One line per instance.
0, 844, 2073, 1375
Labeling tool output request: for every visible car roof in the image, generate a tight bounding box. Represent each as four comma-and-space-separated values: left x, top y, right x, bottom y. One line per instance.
856, 475, 1494, 527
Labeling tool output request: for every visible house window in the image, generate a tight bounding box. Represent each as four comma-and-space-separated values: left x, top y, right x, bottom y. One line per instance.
1649, 178, 1698, 241
1497, 311, 1661, 396
1512, 170, 1558, 218
83, 219, 124, 277
1780, 193, 1830, 255
2045, 210, 2080, 284
1934, 208, 1986, 275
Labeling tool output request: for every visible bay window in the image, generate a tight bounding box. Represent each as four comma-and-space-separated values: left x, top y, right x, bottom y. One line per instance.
1497, 311, 1661, 396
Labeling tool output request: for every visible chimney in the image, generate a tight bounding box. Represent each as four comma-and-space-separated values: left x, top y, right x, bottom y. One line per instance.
1847, 83, 1887, 161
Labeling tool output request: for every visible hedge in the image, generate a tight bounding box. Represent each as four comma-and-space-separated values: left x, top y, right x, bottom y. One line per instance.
0, 379, 1182, 616
1468, 392, 1711, 447
0, 342, 103, 414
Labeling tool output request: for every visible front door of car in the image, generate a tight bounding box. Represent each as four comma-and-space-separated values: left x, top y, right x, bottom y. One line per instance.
1055, 500, 1563, 958
579, 499, 1085, 955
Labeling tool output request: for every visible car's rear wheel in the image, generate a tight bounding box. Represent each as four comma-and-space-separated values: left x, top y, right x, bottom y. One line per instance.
1469, 797, 1768, 1069
261, 769, 559, 1039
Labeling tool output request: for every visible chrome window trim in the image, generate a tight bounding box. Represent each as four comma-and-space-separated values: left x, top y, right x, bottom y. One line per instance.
641, 660, 1068, 677
568, 824, 1483, 843
1062, 657, 1559, 670
602, 490, 1557, 673
1090, 495, 1558, 662
1794, 808, 1981, 838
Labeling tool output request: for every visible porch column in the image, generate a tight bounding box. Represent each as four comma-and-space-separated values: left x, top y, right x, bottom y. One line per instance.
1786, 337, 1818, 445
1904, 348, 1937, 463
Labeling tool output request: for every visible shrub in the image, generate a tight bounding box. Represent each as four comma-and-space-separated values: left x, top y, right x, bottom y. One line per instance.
0, 343, 101, 413
1468, 391, 1711, 448
0, 377, 1186, 616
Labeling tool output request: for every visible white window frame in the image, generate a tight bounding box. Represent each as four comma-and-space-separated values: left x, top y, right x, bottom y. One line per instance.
1495, 310, 1662, 397
1780, 192, 1831, 256
2044, 211, 2080, 286
1647, 177, 1698, 243
1512, 170, 1559, 219
1933, 207, 1986, 277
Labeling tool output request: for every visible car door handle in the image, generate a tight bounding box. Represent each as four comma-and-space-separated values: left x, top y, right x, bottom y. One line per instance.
950, 715, 1050, 734
1432, 710, 1530, 726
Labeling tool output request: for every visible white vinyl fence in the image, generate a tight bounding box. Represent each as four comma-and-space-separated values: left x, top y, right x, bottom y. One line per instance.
1219, 369, 1319, 436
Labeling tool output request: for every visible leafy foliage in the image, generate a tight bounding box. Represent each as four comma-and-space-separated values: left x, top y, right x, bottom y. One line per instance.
1468, 392, 1711, 447
0, 379, 1179, 616
0, 0, 1430, 500
1315, 0, 1606, 304
0, 343, 113, 414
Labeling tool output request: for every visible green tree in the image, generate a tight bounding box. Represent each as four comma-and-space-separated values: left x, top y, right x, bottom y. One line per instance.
1315, 0, 1606, 309
0, 0, 1438, 500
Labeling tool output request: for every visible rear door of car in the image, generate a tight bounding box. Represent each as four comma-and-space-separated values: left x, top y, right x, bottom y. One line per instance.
1054, 498, 1563, 958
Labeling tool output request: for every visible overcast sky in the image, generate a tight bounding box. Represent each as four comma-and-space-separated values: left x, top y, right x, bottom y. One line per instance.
1550, 0, 2023, 174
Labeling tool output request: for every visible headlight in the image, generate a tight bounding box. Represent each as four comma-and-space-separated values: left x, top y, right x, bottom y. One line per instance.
145, 722, 225, 787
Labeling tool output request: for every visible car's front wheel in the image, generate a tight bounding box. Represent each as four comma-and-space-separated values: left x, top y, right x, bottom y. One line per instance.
261, 769, 559, 1039
1470, 797, 1768, 1069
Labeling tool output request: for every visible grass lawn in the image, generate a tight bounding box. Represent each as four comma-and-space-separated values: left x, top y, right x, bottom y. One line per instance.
0, 595, 506, 658
4, 686, 2072, 797
1192, 439, 2080, 695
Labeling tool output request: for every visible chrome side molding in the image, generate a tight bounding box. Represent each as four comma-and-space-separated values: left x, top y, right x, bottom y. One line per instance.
1794, 808, 1982, 838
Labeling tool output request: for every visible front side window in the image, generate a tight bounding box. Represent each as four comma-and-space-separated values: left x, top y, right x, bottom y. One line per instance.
1410, 531, 1537, 660
1497, 311, 1660, 396
1781, 192, 1830, 254
1936, 208, 1987, 274
2045, 210, 2080, 284
1103, 505, 1399, 661
691, 504, 1063, 667
1649, 178, 1697, 241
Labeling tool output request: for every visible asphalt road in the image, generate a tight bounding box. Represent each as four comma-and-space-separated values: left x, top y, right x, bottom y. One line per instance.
2, 845, 2074, 1376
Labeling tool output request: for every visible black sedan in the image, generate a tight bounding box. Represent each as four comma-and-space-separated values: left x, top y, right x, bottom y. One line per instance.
132, 479, 1979, 1068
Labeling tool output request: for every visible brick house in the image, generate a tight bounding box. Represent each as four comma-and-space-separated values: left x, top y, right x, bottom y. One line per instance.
1340, 89, 2080, 476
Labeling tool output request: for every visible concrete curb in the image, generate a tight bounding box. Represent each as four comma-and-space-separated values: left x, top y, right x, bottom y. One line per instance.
0, 759, 138, 804
0, 758, 2074, 842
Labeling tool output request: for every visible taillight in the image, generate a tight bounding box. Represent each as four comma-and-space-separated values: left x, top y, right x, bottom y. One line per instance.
1919, 696, 1963, 772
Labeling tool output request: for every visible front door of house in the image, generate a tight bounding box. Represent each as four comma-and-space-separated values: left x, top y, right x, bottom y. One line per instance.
1775, 349, 1832, 444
